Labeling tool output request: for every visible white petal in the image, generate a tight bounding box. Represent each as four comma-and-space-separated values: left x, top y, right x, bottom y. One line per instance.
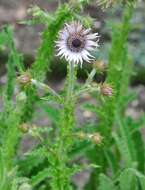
81, 50, 95, 62
83, 28, 91, 35
55, 22, 100, 65
86, 33, 99, 40
85, 46, 94, 51
76, 23, 83, 32
86, 40, 98, 47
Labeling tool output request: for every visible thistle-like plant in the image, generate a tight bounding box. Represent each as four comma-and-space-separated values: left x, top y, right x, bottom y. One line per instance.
17, 21, 103, 190
0, 0, 145, 190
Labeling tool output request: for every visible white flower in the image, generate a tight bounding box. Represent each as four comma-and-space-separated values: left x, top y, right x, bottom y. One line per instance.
56, 22, 99, 66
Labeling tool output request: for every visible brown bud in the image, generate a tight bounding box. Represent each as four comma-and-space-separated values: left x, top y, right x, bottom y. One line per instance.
89, 133, 103, 145
100, 83, 113, 97
17, 72, 31, 86
93, 60, 106, 73
19, 123, 29, 133
77, 132, 103, 145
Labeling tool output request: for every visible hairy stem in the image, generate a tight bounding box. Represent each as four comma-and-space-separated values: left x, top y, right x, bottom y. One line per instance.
50, 63, 77, 190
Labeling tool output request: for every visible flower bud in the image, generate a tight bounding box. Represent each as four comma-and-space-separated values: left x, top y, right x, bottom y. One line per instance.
100, 83, 113, 97
77, 132, 103, 145
88, 133, 103, 145
17, 72, 31, 87
19, 123, 29, 133
93, 60, 106, 73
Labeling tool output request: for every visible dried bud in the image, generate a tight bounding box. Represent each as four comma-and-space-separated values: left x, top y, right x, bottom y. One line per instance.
93, 60, 106, 73
88, 133, 103, 145
100, 83, 113, 97
17, 72, 31, 87
77, 132, 103, 145
19, 123, 29, 133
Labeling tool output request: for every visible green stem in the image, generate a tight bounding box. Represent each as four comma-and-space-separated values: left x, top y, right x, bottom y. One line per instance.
31, 79, 61, 101
85, 68, 96, 87
51, 63, 77, 190
66, 62, 76, 102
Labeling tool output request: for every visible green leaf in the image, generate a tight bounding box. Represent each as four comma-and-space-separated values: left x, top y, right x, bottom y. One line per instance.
0, 29, 7, 45
104, 149, 119, 175
113, 117, 137, 167
30, 168, 50, 187
18, 147, 47, 175
119, 169, 137, 190
3, 26, 24, 99
98, 174, 116, 190
129, 168, 145, 190
132, 130, 145, 172
0, 149, 5, 189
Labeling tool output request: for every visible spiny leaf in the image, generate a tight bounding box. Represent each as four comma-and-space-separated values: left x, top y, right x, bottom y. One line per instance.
30, 168, 50, 187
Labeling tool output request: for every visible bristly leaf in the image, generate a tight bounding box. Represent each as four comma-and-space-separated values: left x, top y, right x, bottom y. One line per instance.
113, 117, 137, 168
18, 147, 47, 176
4, 26, 24, 100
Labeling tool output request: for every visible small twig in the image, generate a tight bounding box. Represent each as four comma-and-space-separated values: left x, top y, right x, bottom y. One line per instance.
31, 79, 61, 101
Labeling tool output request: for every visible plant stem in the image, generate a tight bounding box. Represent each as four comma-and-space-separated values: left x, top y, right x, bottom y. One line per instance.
51, 63, 77, 190
31, 79, 61, 101
66, 62, 76, 102
85, 68, 96, 87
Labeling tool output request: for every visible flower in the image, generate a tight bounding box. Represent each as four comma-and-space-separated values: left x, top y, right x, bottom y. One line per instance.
56, 22, 99, 66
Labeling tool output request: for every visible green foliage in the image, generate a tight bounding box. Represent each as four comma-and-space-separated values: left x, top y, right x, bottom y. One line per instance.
98, 168, 145, 190
84, 3, 142, 190
98, 4, 134, 138
0, 1, 145, 190
0, 26, 23, 100
31, 4, 72, 81
30, 168, 50, 187
98, 174, 116, 190
21, 4, 73, 122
